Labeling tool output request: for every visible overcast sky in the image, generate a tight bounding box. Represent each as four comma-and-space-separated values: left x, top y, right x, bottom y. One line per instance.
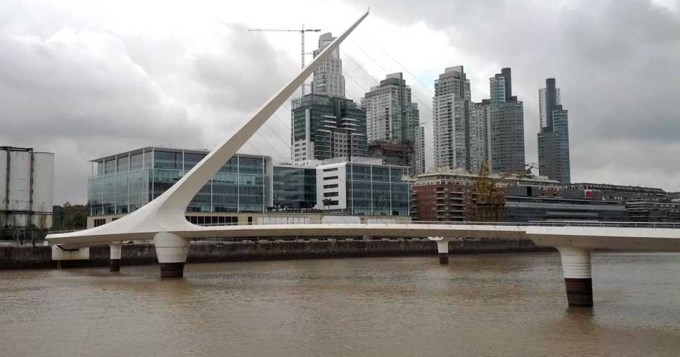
2, 0, 679, 204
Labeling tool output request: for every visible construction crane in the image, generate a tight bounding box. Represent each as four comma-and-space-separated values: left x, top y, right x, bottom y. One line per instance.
522, 162, 539, 178
471, 162, 544, 221
247, 25, 321, 96
472, 160, 508, 222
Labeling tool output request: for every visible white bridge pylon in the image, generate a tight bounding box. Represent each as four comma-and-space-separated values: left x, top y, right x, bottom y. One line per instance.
47, 10, 370, 246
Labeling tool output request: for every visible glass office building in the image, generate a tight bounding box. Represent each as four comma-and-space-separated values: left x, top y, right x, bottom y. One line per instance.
272, 165, 317, 210
316, 160, 411, 216
88, 147, 273, 216
346, 163, 411, 216
505, 196, 628, 222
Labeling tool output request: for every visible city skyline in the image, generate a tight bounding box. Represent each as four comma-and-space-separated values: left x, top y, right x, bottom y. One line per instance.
1, 0, 679, 203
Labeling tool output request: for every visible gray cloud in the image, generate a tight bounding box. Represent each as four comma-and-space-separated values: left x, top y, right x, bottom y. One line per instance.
2, 0, 679, 207
0, 10, 298, 204
191, 24, 296, 111
0, 30, 192, 140
0, 29, 198, 203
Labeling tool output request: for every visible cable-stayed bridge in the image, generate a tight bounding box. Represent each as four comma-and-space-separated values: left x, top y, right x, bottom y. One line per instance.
46, 11, 680, 308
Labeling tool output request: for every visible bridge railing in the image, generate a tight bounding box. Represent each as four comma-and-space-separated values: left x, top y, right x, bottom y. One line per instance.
195, 220, 680, 228
49, 220, 680, 234
48, 229, 83, 234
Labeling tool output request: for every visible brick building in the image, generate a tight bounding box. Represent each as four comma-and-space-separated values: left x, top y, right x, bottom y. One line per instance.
411, 169, 561, 222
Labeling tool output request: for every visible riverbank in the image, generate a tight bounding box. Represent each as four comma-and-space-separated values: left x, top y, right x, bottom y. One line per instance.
0, 239, 551, 270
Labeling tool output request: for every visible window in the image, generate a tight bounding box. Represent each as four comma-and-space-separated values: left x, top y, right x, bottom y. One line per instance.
323, 191, 339, 197
184, 153, 206, 171
323, 167, 339, 172
117, 156, 130, 172
323, 184, 339, 189
154, 151, 182, 169
323, 176, 338, 181
93, 219, 106, 227
104, 160, 115, 174
186, 215, 237, 226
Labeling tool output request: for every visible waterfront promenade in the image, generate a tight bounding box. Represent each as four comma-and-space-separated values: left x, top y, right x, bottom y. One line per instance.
0, 238, 543, 269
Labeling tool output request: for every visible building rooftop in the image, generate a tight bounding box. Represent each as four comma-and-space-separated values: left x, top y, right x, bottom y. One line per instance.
568, 182, 665, 194
90, 146, 268, 163
1, 146, 53, 155
320, 156, 384, 166
415, 168, 561, 187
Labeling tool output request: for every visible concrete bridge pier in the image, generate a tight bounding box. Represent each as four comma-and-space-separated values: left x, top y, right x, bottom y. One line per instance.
52, 246, 90, 268
154, 232, 189, 278
109, 243, 122, 272
436, 239, 449, 264
557, 246, 593, 307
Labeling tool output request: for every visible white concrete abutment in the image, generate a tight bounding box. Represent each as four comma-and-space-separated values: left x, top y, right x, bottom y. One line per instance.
154, 232, 189, 278
51, 245, 89, 269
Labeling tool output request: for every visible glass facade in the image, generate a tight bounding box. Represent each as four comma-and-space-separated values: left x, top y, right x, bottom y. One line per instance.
490, 68, 526, 174
291, 94, 367, 162
538, 79, 570, 184
273, 166, 317, 210
506, 196, 628, 222
346, 164, 410, 216
88, 148, 272, 216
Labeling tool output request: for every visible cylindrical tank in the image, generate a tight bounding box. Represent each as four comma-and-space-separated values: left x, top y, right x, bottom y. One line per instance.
0, 152, 7, 211
0, 147, 55, 230
8, 149, 31, 212
31, 152, 55, 228
32, 152, 55, 212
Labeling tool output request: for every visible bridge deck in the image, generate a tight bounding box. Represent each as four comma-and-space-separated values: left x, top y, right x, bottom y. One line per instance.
46, 223, 680, 252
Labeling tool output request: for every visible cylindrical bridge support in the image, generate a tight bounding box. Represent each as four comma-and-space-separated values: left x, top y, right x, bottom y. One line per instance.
109, 243, 122, 272
436, 239, 449, 265
557, 246, 593, 307
154, 232, 189, 278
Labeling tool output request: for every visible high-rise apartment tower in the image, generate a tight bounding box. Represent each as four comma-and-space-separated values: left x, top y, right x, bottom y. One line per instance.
362, 72, 421, 173
432, 66, 471, 170
489, 68, 525, 174
538, 78, 571, 183
291, 95, 367, 162
311, 33, 345, 98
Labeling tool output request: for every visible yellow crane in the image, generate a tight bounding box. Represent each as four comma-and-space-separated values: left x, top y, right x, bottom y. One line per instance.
472, 162, 542, 221
247, 26, 321, 96
472, 160, 508, 222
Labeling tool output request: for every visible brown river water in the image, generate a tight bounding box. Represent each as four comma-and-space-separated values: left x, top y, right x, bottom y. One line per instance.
1, 252, 680, 356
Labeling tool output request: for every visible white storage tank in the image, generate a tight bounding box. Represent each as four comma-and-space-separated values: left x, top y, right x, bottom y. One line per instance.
31, 152, 55, 228
8, 149, 32, 212
0, 152, 6, 211
0, 147, 54, 230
